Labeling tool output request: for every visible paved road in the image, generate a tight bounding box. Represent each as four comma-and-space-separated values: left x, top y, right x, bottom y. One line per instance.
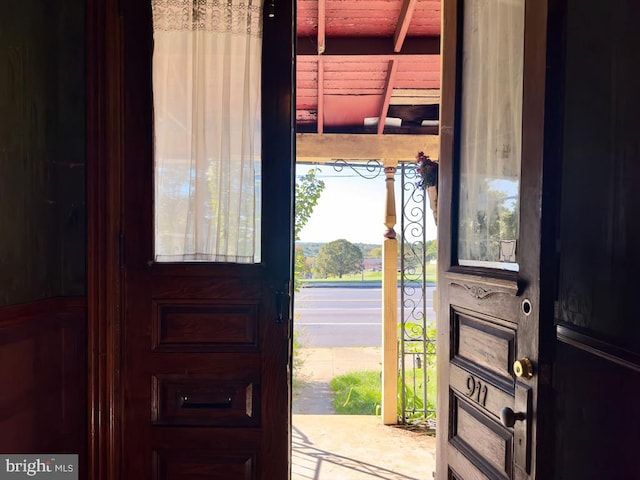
293, 286, 436, 347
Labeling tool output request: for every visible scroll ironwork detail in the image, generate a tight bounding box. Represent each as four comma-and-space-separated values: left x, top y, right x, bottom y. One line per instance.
398, 162, 436, 428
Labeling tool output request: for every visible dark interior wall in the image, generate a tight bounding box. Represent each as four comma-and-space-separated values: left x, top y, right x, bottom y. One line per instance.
554, 0, 640, 478
556, 0, 640, 352
0, 0, 85, 307
54, 0, 87, 296
0, 0, 87, 465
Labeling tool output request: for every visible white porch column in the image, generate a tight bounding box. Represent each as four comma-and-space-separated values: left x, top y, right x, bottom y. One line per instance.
382, 165, 398, 425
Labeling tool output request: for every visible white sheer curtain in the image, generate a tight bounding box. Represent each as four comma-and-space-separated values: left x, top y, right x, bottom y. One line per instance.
152, 0, 263, 263
457, 0, 524, 269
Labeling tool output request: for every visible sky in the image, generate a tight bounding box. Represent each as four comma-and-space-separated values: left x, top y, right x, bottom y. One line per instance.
296, 163, 438, 245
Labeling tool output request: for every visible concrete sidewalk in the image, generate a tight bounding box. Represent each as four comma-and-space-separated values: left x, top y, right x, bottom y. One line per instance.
293, 347, 382, 414
297, 347, 383, 382
292, 347, 436, 479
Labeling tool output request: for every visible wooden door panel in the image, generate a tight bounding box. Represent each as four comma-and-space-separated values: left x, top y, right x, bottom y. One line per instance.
450, 366, 513, 421
119, 1, 293, 477
152, 374, 260, 427
153, 430, 261, 451
149, 269, 264, 295
448, 308, 518, 480
453, 311, 516, 385
438, 0, 551, 478
450, 397, 512, 480
124, 267, 284, 476
441, 292, 535, 480
447, 446, 490, 480
153, 449, 257, 480
152, 302, 260, 352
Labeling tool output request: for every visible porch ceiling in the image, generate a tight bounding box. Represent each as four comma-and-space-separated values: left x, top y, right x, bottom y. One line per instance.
296, 0, 441, 139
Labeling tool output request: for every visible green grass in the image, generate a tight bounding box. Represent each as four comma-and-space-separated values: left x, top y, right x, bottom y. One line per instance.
301, 270, 383, 283
300, 263, 437, 285
330, 366, 437, 418
292, 328, 306, 387
330, 371, 382, 415
398, 367, 437, 422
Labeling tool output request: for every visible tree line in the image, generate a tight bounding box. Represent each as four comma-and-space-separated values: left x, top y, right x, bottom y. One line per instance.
297, 238, 437, 279
294, 168, 436, 281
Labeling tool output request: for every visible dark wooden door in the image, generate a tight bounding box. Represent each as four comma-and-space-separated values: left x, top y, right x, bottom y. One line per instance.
119, 1, 294, 479
437, 1, 554, 479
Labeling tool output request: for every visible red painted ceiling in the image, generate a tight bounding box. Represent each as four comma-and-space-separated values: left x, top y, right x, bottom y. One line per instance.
296, 0, 441, 134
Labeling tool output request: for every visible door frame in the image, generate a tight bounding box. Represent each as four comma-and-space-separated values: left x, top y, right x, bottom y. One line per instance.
86, 0, 124, 478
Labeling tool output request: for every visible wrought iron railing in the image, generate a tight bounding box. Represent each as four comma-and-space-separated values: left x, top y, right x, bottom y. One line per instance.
398, 162, 437, 428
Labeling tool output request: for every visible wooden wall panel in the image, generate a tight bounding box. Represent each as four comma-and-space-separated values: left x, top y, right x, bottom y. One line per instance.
554, 341, 640, 480
0, 298, 86, 464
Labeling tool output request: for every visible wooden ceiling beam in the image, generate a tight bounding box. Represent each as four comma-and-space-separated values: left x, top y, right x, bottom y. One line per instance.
298, 53, 438, 63
394, 0, 419, 52
317, 58, 324, 133
297, 37, 440, 56
390, 88, 441, 105
377, 59, 398, 135
317, 0, 326, 53
296, 133, 439, 162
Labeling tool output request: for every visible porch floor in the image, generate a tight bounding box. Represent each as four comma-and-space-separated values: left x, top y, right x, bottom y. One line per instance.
292, 348, 436, 480
292, 415, 436, 480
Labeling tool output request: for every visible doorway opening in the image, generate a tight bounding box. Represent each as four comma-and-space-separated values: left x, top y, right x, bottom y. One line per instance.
291, 160, 437, 479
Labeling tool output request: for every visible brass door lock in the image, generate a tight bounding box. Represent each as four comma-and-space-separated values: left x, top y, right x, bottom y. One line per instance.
513, 358, 533, 379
